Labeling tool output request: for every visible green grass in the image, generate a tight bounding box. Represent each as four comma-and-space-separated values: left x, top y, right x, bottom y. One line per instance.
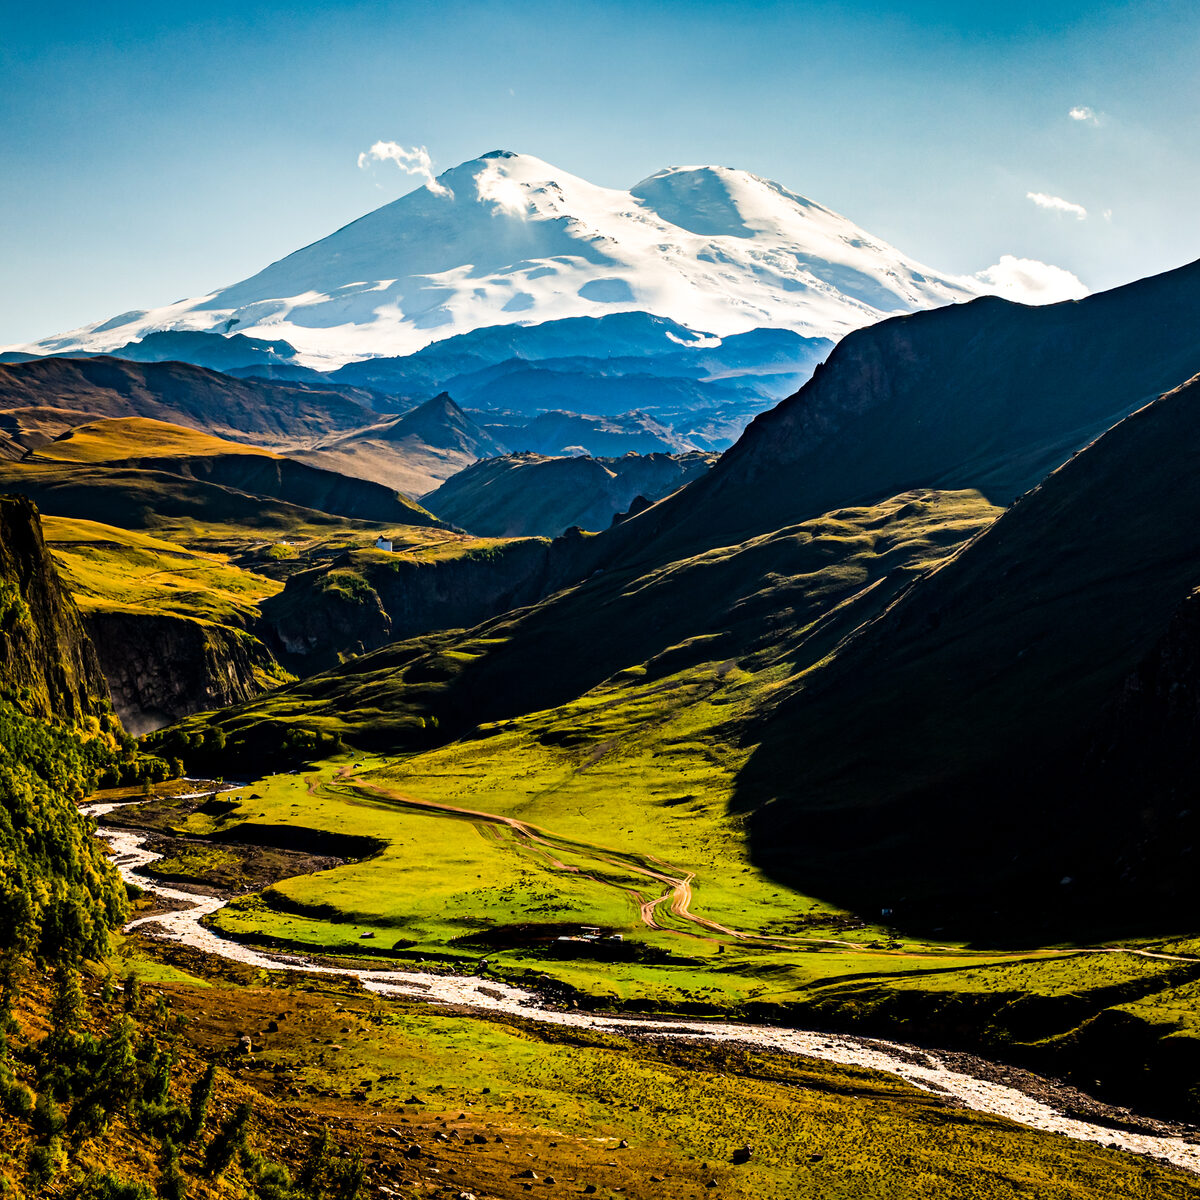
43, 514, 282, 624
133, 954, 1200, 1199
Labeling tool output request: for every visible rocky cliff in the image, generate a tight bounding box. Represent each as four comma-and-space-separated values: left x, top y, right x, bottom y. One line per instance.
261, 537, 566, 670
0, 493, 111, 722
84, 610, 284, 735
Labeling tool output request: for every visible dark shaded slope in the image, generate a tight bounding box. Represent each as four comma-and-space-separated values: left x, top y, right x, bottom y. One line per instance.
123, 453, 440, 526
0, 494, 111, 722
735, 372, 1200, 940
424, 450, 716, 537
0, 463, 396, 534
605, 258, 1200, 572
0, 356, 377, 446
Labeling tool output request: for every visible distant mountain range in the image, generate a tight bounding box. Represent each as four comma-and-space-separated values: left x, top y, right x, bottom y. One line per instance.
5, 150, 1083, 369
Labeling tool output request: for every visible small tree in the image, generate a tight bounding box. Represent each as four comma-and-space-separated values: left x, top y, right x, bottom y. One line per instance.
183, 1063, 215, 1143
204, 1103, 251, 1178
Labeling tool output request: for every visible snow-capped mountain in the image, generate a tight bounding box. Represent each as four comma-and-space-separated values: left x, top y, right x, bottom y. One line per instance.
10, 151, 1083, 369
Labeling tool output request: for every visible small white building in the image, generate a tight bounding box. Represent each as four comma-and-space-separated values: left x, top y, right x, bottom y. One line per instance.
375, 535, 393, 552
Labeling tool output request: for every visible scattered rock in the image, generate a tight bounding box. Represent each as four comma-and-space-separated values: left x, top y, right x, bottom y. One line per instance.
471, 1134, 488, 1145
732, 1144, 752, 1164
706, 1180, 718, 1189
618, 1138, 629, 1149
403, 1145, 422, 1159
517, 1168, 538, 1179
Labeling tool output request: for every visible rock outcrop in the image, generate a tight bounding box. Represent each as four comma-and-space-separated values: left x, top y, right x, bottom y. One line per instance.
261, 537, 566, 669
0, 493, 111, 722
83, 611, 284, 734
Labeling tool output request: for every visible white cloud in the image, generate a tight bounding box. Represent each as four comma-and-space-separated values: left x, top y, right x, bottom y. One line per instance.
474, 161, 529, 217
1068, 105, 1098, 124
1026, 191, 1088, 220
357, 142, 451, 197
974, 255, 1090, 305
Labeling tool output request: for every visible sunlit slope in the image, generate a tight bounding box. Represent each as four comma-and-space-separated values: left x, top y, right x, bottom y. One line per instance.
152, 487, 998, 765
23, 416, 441, 527
736, 372, 1200, 937
42, 516, 281, 625
4, 417, 441, 530
291, 393, 508, 497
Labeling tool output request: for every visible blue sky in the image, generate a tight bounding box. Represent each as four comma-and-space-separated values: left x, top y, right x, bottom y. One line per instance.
2, 0, 1197, 343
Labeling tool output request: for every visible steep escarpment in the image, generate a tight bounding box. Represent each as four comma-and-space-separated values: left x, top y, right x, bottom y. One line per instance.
260, 536, 564, 669
0, 494, 111, 722
424, 450, 717, 537
736, 372, 1200, 939
603, 257, 1200, 571
83, 610, 283, 734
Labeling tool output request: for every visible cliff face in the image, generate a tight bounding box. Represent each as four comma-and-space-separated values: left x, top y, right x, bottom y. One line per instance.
0, 494, 111, 722
83, 610, 283, 734
261, 538, 561, 669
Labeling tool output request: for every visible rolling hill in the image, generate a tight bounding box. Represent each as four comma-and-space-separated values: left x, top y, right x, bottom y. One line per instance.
24, 416, 441, 527
0, 356, 381, 448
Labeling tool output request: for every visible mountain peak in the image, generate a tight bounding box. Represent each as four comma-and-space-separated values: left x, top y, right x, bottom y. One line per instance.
10, 152, 1084, 369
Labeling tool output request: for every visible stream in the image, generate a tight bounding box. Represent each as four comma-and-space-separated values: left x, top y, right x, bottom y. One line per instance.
83, 799, 1200, 1175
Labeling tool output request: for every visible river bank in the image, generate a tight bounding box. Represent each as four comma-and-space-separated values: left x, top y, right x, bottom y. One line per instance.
84, 798, 1200, 1177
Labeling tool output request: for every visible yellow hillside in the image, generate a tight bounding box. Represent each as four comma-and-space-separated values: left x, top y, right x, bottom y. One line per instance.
30, 416, 279, 463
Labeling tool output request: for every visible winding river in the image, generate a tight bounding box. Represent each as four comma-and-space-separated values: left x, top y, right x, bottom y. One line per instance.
84, 799, 1200, 1175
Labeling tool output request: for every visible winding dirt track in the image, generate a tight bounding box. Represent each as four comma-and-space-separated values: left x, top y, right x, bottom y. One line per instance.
338, 777, 809, 948
319, 773, 1200, 966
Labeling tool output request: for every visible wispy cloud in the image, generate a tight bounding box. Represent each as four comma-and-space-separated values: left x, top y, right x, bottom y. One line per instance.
1068, 105, 1098, 124
1026, 191, 1087, 220
474, 160, 528, 217
357, 142, 451, 197
975, 255, 1089, 305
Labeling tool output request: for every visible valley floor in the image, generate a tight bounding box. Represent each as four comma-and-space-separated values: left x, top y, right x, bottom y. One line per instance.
36, 876, 1200, 1200
79, 774, 1200, 1192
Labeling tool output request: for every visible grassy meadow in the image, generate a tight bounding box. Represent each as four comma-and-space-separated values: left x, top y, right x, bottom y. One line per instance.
69, 936, 1200, 1200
